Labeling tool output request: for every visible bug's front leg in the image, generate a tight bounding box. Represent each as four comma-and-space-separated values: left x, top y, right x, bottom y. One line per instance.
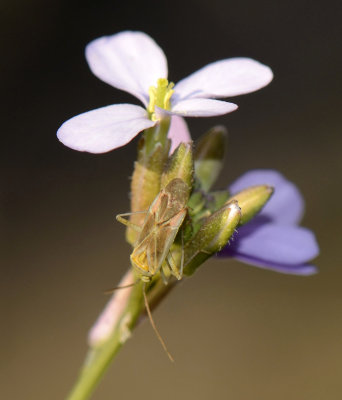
116, 211, 147, 231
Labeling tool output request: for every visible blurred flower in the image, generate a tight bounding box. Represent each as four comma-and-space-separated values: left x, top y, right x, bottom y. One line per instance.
219, 170, 319, 275
57, 31, 273, 153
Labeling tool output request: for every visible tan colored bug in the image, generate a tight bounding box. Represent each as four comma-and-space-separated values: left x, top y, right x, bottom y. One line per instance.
116, 177, 189, 283
116, 178, 190, 360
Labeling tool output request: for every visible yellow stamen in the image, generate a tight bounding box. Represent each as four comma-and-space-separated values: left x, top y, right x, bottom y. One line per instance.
147, 78, 174, 121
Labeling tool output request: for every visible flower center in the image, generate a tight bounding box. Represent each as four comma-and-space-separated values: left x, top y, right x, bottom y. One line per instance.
147, 78, 174, 121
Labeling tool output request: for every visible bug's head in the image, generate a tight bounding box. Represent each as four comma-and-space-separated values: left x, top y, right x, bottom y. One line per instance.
130, 252, 152, 282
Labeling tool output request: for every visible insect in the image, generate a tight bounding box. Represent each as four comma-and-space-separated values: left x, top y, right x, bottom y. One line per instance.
116, 177, 189, 283
116, 178, 190, 360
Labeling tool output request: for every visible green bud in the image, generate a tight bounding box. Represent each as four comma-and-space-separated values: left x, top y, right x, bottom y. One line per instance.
227, 185, 274, 225
183, 201, 241, 276
127, 141, 170, 245
161, 143, 193, 190
194, 126, 227, 191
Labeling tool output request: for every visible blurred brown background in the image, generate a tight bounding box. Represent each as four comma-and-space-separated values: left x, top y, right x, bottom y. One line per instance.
2, 0, 342, 399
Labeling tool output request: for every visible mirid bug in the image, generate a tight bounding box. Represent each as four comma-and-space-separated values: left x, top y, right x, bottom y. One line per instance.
116, 178, 190, 360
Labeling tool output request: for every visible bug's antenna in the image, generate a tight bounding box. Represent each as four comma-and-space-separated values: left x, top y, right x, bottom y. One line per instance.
104, 281, 138, 295
143, 283, 174, 362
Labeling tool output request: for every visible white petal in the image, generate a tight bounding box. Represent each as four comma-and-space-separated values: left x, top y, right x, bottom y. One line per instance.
173, 58, 273, 101
170, 98, 238, 117
57, 104, 156, 153
85, 31, 168, 106
168, 116, 192, 154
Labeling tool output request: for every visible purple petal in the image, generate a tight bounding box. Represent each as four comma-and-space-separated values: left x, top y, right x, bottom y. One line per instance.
85, 31, 168, 106
222, 222, 319, 266
230, 169, 305, 225
173, 58, 273, 101
168, 116, 192, 154
57, 104, 155, 153
227, 253, 318, 275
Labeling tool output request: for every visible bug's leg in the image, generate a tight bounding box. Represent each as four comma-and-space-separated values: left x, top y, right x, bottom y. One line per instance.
153, 231, 158, 275
104, 281, 138, 294
160, 265, 170, 285
143, 283, 174, 362
179, 228, 184, 278
166, 252, 182, 280
115, 211, 147, 231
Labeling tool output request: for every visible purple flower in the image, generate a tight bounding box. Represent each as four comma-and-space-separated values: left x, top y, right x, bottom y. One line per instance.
219, 170, 319, 275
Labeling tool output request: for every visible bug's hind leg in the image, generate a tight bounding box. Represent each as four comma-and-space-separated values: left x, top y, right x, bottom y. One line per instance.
142, 282, 174, 362
161, 263, 171, 285
166, 229, 184, 281
166, 251, 182, 280
179, 228, 184, 278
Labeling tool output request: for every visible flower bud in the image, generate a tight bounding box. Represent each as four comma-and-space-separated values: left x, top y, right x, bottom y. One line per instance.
161, 143, 193, 190
194, 126, 227, 191
227, 185, 273, 225
183, 201, 241, 276
127, 140, 169, 245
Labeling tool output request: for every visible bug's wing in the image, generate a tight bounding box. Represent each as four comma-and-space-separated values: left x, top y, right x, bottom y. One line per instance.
154, 209, 187, 273
159, 179, 190, 223
149, 192, 169, 223
137, 207, 187, 276
137, 212, 156, 245
136, 191, 168, 244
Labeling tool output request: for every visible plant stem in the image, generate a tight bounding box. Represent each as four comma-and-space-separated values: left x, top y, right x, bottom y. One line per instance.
66, 281, 144, 400
66, 276, 178, 400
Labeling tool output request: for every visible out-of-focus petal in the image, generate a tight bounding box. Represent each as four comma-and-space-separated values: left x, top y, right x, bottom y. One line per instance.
57, 104, 156, 153
170, 98, 238, 117
173, 58, 273, 101
225, 222, 319, 265
88, 270, 135, 346
230, 170, 305, 225
86, 31, 168, 106
226, 253, 318, 275
168, 116, 192, 153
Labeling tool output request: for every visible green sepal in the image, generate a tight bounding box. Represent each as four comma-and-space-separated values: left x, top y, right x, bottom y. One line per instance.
194, 126, 227, 192
161, 142, 193, 191
188, 191, 206, 216
205, 190, 230, 213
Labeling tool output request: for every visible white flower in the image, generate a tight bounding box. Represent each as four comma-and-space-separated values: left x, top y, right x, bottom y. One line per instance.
57, 31, 273, 153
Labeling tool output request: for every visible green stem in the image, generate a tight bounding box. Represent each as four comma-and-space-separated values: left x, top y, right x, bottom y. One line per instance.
142, 116, 170, 157
66, 277, 177, 400
66, 281, 144, 400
